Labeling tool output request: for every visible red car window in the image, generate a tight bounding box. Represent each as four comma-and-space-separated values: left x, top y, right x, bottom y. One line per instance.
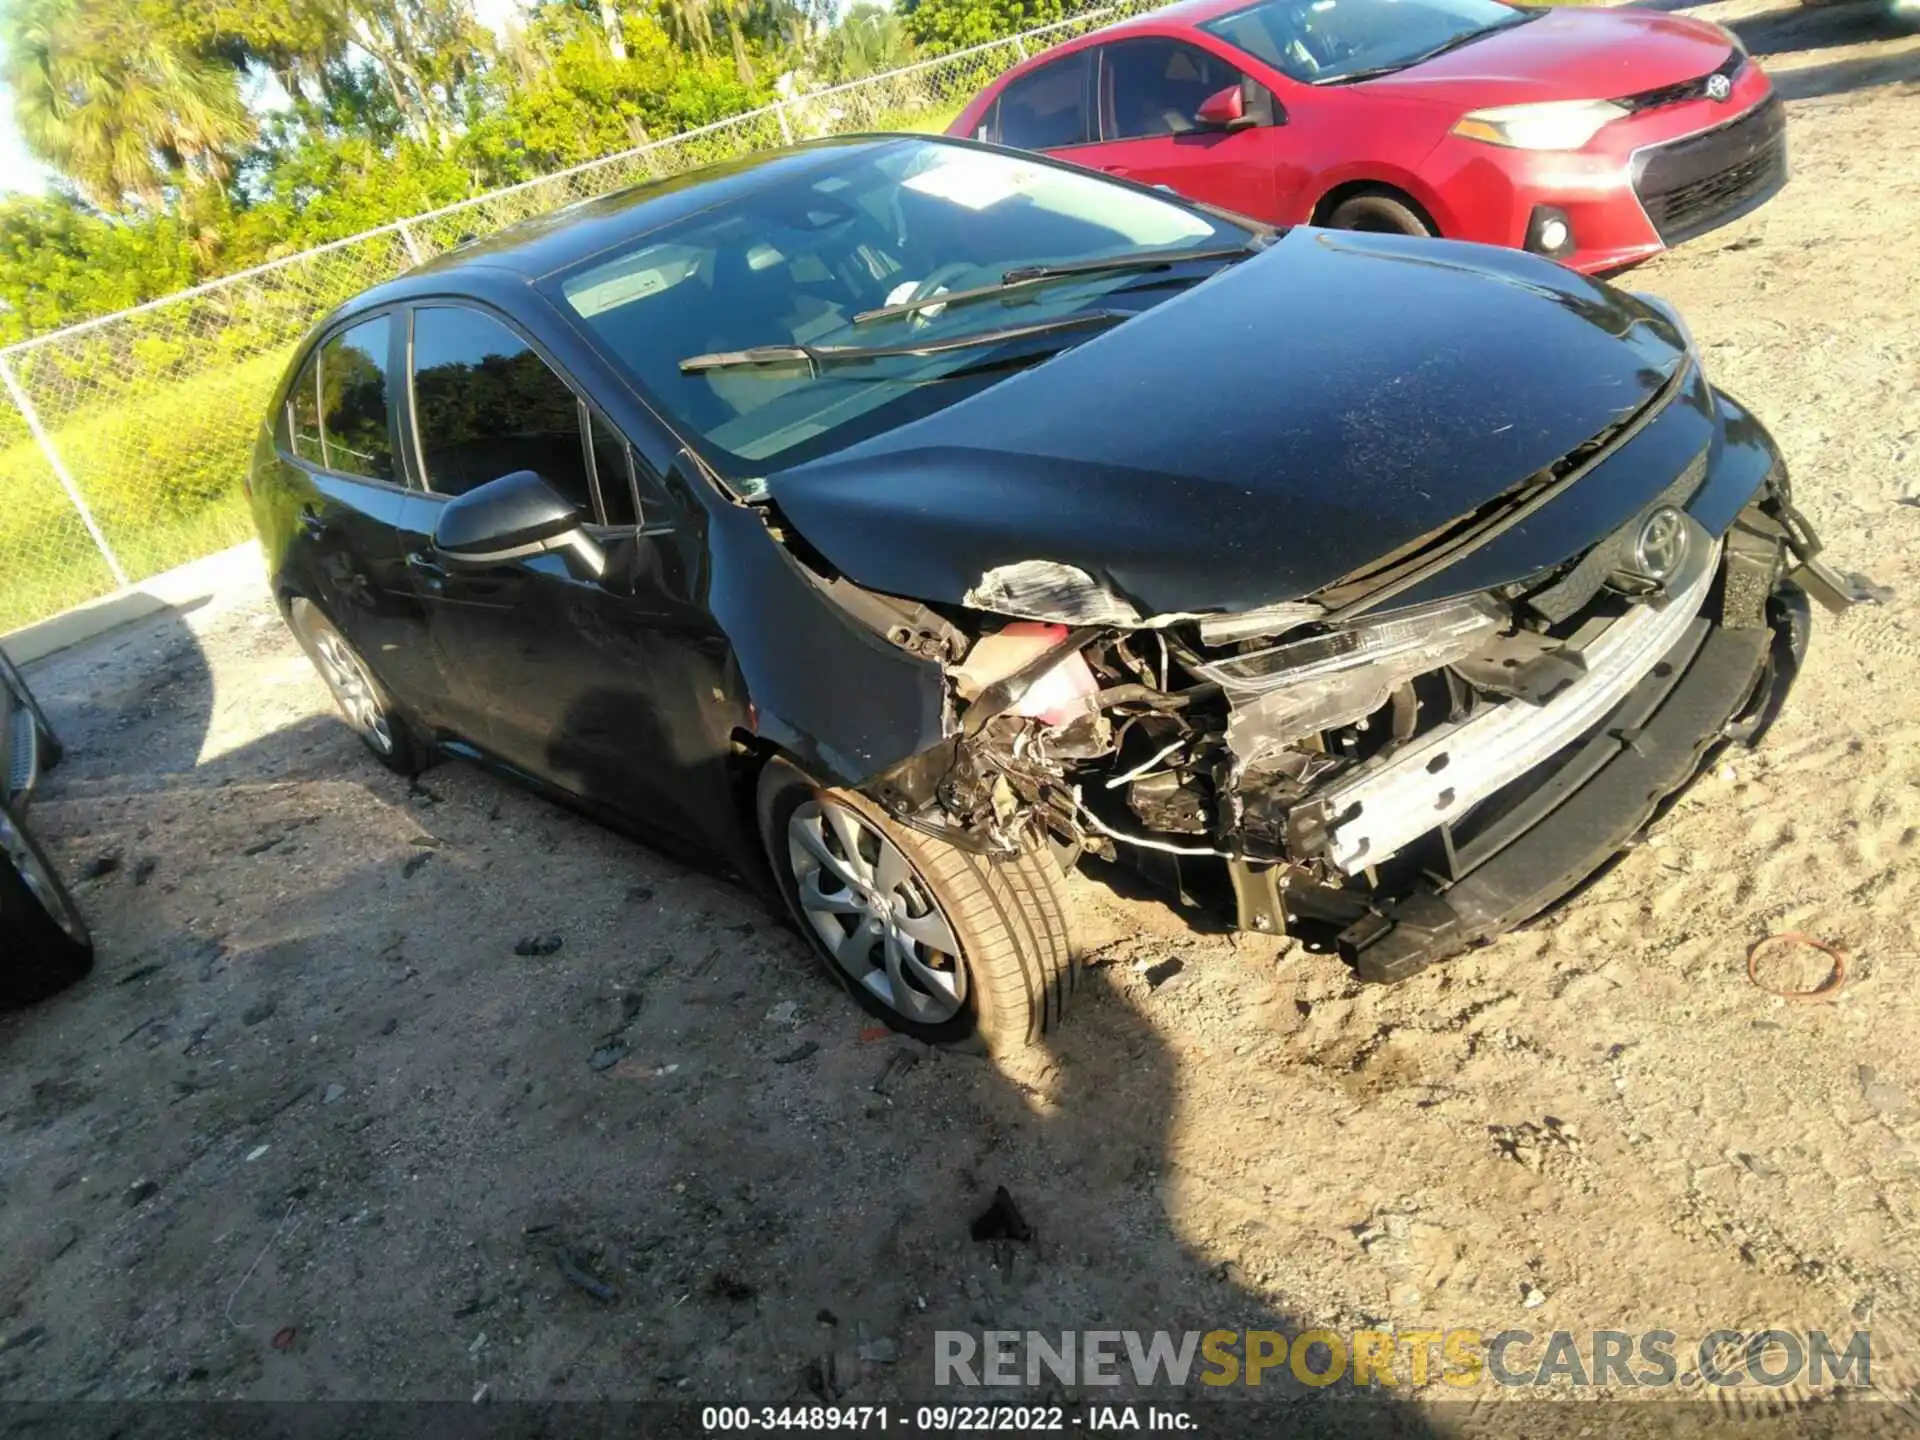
996, 51, 1094, 150
1100, 38, 1243, 141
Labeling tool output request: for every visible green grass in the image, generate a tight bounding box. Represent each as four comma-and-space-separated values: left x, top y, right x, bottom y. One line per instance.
887, 103, 966, 135
0, 350, 287, 633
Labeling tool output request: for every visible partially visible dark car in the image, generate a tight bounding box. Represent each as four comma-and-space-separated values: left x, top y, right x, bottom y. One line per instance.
1, 642, 92, 1003
248, 135, 1853, 1051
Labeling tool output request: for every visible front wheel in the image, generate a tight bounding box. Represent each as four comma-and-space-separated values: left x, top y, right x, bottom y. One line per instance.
1324, 191, 1435, 238
0, 804, 92, 1007
756, 758, 1077, 1051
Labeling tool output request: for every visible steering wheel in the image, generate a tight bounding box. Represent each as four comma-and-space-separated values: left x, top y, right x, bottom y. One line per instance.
900, 261, 988, 322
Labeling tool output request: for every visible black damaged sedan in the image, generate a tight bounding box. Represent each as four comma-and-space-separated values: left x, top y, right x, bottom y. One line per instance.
248, 135, 1855, 1050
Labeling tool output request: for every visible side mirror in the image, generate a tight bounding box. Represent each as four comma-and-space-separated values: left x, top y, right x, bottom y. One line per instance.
1195, 84, 1254, 132
432, 469, 606, 577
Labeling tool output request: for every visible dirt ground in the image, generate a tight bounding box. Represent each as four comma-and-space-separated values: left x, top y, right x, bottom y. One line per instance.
2, 2, 1917, 1428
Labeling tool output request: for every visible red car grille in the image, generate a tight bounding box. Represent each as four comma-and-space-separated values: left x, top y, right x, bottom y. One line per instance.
1633, 95, 1787, 246
1616, 50, 1746, 114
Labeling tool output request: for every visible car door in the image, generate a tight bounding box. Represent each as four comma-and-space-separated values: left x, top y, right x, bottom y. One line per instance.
276, 314, 448, 722
397, 301, 735, 854
1084, 37, 1284, 220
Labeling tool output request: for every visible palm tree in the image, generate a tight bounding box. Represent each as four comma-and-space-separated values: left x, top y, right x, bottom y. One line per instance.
833, 3, 912, 80
2, 0, 254, 210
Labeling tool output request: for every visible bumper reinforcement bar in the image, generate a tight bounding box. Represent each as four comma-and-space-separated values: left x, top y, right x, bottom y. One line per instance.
1301, 528, 1721, 876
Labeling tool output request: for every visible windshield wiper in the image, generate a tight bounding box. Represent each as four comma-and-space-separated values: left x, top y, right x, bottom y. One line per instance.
1312, 14, 1539, 86
678, 310, 1129, 376
851, 243, 1262, 325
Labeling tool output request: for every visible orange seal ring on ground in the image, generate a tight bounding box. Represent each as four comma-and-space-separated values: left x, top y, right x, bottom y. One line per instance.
1745, 932, 1849, 1002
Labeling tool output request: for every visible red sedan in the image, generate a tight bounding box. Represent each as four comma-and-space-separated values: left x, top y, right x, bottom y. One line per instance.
948, 0, 1786, 273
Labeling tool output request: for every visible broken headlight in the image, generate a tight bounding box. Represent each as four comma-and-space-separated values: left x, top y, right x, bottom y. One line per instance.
1192, 593, 1506, 768
1195, 599, 1325, 647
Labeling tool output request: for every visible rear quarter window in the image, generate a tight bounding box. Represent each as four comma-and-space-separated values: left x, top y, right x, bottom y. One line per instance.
287, 354, 323, 465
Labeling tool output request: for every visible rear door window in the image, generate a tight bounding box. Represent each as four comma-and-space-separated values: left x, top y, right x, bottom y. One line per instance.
996, 52, 1094, 150
316, 316, 395, 481
409, 305, 597, 514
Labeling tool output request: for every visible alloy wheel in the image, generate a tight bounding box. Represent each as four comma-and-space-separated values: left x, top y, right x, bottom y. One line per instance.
786, 798, 967, 1024
0, 809, 86, 943
310, 627, 395, 755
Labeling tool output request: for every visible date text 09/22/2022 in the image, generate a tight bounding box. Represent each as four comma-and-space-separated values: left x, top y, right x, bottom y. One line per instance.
701, 1406, 1191, 1431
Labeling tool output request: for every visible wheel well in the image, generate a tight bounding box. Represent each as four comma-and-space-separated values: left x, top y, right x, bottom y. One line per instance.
1311, 180, 1440, 236
727, 728, 786, 890
728, 728, 775, 819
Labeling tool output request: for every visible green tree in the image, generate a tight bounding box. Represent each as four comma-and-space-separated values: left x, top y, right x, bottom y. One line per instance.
2, 0, 255, 209
489, 7, 765, 171
0, 194, 197, 342
896, 0, 1068, 54
340, 0, 495, 147
0, 0, 949, 341
651, 0, 785, 86
655, 0, 714, 55
231, 122, 477, 253
550, 0, 631, 59
144, 0, 349, 106
823, 2, 914, 81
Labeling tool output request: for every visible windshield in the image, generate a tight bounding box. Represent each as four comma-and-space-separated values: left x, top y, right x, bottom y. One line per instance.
1201, 0, 1536, 86
548, 139, 1253, 489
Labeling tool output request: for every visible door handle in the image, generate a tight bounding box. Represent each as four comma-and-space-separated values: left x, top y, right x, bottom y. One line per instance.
299, 507, 328, 540
1100, 165, 1132, 177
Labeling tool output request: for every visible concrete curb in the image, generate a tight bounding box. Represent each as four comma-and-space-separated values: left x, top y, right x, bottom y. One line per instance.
2, 542, 267, 664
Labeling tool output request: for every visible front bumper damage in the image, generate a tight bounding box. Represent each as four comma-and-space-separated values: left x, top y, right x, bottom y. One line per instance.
848, 446, 1865, 984
1303, 527, 1725, 879
1308, 492, 1869, 981
1235, 487, 1850, 981
1275, 573, 1803, 983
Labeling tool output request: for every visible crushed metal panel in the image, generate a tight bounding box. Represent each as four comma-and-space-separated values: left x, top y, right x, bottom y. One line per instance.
962, 560, 1144, 628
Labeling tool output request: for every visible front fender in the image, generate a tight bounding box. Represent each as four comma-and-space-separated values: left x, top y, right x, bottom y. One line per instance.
1689, 386, 1790, 537
705, 501, 949, 788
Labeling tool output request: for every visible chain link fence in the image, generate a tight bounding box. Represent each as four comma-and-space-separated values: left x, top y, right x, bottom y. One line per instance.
0, 0, 1169, 634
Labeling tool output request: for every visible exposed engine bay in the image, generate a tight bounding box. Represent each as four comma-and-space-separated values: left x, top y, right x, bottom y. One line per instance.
850, 475, 1859, 983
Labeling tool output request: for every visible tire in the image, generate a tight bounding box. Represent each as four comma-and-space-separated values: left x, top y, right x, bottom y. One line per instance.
756, 757, 1077, 1051
1323, 191, 1435, 238
0, 646, 62, 770
287, 598, 430, 776
0, 803, 92, 1007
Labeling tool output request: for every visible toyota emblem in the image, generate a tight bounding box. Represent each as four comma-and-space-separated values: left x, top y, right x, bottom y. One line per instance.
1634, 506, 1691, 583
1706, 73, 1733, 102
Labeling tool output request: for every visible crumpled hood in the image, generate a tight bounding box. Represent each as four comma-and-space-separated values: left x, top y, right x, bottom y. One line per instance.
769, 229, 1692, 620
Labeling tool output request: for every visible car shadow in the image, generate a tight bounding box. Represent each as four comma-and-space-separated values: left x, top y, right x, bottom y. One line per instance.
1763, 40, 1920, 98
1729, 0, 1918, 59
1628, 0, 1918, 99
1, 604, 1459, 1430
